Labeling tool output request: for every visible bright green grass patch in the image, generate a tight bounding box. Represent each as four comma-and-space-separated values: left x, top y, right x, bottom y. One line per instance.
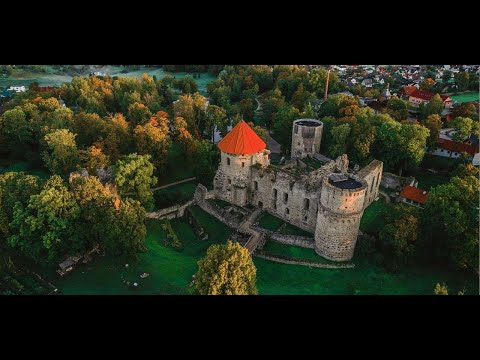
414, 173, 450, 191
360, 197, 387, 233
450, 93, 479, 103
0, 161, 50, 180
254, 256, 478, 295
261, 241, 319, 261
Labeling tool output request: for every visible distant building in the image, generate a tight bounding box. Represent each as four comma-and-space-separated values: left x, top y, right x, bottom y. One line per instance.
7, 85, 26, 93
398, 85, 418, 99
409, 90, 452, 108
361, 79, 373, 88
430, 138, 478, 159
398, 185, 428, 209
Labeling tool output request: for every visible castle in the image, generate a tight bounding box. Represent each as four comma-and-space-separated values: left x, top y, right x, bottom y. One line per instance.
213, 119, 383, 261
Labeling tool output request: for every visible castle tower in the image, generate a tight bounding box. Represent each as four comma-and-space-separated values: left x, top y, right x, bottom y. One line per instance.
314, 173, 368, 261
291, 119, 323, 159
213, 120, 270, 207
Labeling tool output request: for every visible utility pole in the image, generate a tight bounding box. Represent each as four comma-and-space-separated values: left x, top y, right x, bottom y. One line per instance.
324, 70, 330, 101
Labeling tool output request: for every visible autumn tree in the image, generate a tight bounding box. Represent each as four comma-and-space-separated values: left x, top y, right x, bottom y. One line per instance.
247, 122, 268, 143
127, 102, 152, 127
73, 112, 106, 147
451, 102, 477, 120
133, 111, 171, 169
173, 93, 208, 137
451, 117, 479, 142
38, 97, 61, 112
79, 145, 110, 174
103, 113, 132, 163
194, 240, 257, 295
419, 78, 435, 91
8, 176, 80, 264
42, 129, 80, 177
205, 104, 228, 142
452, 162, 479, 179
423, 114, 442, 148
113, 154, 157, 210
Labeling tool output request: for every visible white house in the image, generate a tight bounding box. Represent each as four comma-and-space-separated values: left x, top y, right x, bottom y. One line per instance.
7, 85, 26, 93
430, 138, 478, 159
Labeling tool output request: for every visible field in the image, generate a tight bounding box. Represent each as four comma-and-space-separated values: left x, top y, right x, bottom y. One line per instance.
360, 197, 389, 234
36, 203, 478, 295
450, 93, 479, 103
0, 66, 216, 95
0, 161, 50, 179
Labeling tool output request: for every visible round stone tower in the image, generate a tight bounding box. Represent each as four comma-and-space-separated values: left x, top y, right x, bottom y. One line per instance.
213, 120, 270, 207
314, 173, 367, 261
291, 119, 323, 159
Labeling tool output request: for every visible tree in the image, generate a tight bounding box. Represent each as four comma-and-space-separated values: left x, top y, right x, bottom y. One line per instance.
8, 176, 80, 264
42, 129, 79, 177
247, 122, 268, 144
329, 123, 351, 158
442, 70, 452, 84
380, 204, 421, 268
194, 240, 257, 295
73, 112, 106, 147
422, 175, 479, 272
454, 72, 470, 91
113, 154, 157, 210
0, 172, 41, 238
423, 114, 442, 148
79, 145, 110, 174
173, 93, 208, 137
173, 76, 198, 94
272, 104, 301, 153
190, 139, 219, 185
38, 97, 61, 112
375, 120, 429, 174
419, 78, 435, 91
133, 111, 171, 169
452, 163, 479, 179
206, 104, 228, 142
0, 108, 31, 157
420, 94, 444, 120
434, 283, 448, 295
103, 113, 132, 163
127, 102, 152, 127
451, 102, 477, 120
101, 198, 147, 259
384, 97, 408, 122
451, 117, 478, 142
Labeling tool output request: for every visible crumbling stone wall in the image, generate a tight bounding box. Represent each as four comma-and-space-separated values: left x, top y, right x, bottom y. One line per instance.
291, 119, 323, 158
357, 160, 383, 209
146, 200, 194, 220
252, 226, 315, 248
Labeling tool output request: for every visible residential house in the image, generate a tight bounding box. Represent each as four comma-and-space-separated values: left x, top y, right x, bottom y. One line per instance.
398, 185, 428, 209
430, 138, 478, 159
7, 85, 26, 92
409, 90, 452, 109
398, 85, 418, 99
361, 78, 373, 88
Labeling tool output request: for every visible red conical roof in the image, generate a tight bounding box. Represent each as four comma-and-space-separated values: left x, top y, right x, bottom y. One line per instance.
218, 120, 266, 155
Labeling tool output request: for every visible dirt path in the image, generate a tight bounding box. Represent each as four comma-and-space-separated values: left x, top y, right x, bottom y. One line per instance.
152, 177, 196, 192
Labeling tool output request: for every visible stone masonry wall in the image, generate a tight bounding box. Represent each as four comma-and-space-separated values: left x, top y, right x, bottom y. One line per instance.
357, 160, 383, 209
291, 119, 323, 159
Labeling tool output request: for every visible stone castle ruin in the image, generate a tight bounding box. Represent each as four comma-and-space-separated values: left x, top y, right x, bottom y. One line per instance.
213, 120, 383, 261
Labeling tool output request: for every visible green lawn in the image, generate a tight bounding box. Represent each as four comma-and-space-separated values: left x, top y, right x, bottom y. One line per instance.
420, 154, 459, 171
257, 212, 312, 236
302, 156, 324, 170
261, 241, 320, 262
360, 197, 388, 233
450, 93, 479, 103
154, 181, 197, 209
212, 199, 231, 209
414, 173, 450, 191
49, 204, 477, 295
0, 161, 50, 180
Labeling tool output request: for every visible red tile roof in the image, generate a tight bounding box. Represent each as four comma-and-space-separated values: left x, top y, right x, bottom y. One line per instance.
410, 90, 451, 102
399, 185, 428, 205
402, 86, 418, 96
437, 138, 478, 156
218, 120, 266, 155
